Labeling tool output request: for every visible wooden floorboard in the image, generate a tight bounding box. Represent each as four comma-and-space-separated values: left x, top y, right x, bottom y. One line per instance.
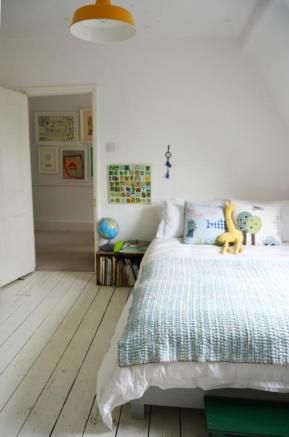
0, 273, 88, 413
149, 406, 180, 437
180, 408, 208, 437
0, 272, 62, 349
51, 287, 129, 437
116, 403, 150, 437
0, 272, 208, 437
0, 272, 80, 375
17, 281, 111, 437
0, 272, 49, 325
83, 400, 121, 437
0, 273, 93, 436
0, 271, 41, 301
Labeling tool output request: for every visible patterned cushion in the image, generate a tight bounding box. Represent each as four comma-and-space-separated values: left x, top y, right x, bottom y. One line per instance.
184, 202, 225, 244
233, 201, 281, 246
156, 199, 224, 239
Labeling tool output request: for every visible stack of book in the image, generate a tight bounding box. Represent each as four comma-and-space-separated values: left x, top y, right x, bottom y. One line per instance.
97, 240, 150, 287
98, 255, 142, 287
116, 257, 140, 287
99, 256, 115, 286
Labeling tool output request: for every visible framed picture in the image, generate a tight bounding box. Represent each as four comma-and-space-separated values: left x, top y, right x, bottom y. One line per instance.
38, 147, 58, 174
80, 108, 93, 142
108, 164, 151, 204
61, 149, 86, 181
35, 112, 78, 145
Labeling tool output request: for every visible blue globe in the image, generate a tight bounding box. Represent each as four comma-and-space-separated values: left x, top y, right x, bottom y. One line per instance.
97, 217, 119, 241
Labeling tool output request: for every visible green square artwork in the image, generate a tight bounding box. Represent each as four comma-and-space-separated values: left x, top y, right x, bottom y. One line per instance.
108, 164, 151, 204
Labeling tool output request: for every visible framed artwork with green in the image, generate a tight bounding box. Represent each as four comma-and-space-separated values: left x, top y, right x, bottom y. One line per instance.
108, 164, 151, 204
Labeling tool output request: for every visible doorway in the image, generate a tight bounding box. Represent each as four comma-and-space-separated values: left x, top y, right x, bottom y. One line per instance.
25, 86, 98, 272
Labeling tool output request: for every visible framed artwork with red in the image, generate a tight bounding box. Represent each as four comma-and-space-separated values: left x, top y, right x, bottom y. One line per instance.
61, 149, 86, 180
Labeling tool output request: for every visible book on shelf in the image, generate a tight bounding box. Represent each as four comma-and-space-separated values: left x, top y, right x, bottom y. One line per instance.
98, 253, 141, 287
119, 240, 150, 253
106, 257, 112, 286
132, 263, 139, 280
123, 258, 135, 287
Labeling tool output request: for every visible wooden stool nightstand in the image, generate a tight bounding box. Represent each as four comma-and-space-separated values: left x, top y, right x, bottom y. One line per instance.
96, 247, 147, 287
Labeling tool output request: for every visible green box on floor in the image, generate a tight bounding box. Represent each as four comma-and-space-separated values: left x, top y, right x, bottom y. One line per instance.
205, 396, 289, 437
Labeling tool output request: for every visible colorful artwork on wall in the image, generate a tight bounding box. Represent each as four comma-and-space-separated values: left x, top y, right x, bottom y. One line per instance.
80, 108, 93, 142
35, 112, 78, 145
38, 147, 58, 174
108, 164, 151, 204
62, 149, 86, 180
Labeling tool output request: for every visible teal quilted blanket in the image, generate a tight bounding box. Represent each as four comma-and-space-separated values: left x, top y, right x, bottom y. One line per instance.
118, 257, 289, 367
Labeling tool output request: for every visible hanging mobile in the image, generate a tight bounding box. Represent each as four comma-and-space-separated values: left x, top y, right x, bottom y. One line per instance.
164, 145, 172, 179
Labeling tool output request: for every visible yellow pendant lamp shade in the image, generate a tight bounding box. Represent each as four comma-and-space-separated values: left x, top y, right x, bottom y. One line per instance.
70, 0, 136, 43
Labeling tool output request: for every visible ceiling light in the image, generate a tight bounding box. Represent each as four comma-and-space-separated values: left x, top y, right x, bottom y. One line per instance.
70, 0, 136, 43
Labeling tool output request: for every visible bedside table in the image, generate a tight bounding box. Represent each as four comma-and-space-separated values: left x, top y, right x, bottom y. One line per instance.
95, 249, 146, 287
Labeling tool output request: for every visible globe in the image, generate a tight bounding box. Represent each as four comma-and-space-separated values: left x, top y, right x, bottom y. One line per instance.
97, 217, 119, 251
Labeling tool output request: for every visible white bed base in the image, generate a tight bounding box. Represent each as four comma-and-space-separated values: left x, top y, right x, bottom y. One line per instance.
130, 387, 289, 419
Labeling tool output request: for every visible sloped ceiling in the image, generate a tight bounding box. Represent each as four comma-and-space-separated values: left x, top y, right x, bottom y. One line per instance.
241, 0, 289, 127
1, 0, 289, 131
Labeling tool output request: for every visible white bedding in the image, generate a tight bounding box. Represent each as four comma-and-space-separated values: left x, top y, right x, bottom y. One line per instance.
97, 238, 289, 429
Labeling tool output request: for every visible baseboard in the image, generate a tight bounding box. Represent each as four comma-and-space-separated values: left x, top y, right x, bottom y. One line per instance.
34, 220, 94, 232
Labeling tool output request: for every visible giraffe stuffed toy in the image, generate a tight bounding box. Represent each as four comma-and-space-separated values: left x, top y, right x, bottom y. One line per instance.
218, 200, 244, 254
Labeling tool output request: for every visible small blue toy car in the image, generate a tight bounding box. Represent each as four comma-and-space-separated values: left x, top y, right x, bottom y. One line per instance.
263, 236, 280, 246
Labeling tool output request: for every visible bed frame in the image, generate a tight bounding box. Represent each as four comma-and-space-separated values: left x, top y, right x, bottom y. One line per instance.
130, 387, 289, 419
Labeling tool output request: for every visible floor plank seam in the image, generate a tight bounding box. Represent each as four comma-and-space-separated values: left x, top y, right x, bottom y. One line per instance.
15, 272, 50, 296
47, 287, 117, 436
114, 406, 123, 437
147, 405, 152, 437
0, 274, 94, 414
15, 278, 106, 436
0, 272, 37, 297
0, 273, 82, 377
0, 273, 63, 350
0, 273, 49, 325
82, 394, 97, 436
0, 297, 28, 328
0, 277, 210, 437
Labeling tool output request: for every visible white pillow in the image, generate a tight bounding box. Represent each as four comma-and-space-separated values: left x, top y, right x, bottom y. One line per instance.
281, 201, 289, 242
155, 219, 165, 238
233, 200, 281, 246
156, 199, 224, 239
156, 200, 184, 238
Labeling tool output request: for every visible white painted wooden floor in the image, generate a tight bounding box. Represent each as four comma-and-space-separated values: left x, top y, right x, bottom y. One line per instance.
0, 271, 208, 437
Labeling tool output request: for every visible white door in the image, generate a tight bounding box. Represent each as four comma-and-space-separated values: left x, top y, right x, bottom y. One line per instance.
0, 87, 35, 286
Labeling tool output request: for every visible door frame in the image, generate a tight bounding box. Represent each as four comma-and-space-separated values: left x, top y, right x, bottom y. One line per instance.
20, 84, 100, 266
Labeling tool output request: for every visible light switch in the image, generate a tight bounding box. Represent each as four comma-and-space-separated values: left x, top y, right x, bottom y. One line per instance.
106, 142, 115, 152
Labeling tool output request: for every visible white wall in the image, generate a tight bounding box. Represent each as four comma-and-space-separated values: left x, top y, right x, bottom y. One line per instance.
242, 0, 289, 127
29, 94, 94, 231
0, 34, 288, 240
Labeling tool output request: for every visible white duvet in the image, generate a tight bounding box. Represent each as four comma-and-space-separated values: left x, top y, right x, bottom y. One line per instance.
97, 238, 289, 429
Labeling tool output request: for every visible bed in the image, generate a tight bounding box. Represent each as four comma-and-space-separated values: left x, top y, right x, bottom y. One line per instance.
96, 237, 289, 429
